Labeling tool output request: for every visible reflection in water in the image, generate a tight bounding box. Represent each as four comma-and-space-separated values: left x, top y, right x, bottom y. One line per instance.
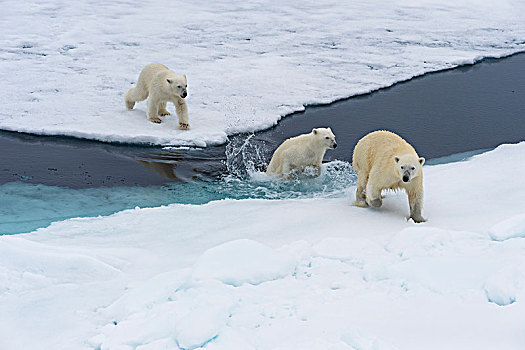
0, 131, 229, 187
138, 160, 179, 180
136, 151, 188, 180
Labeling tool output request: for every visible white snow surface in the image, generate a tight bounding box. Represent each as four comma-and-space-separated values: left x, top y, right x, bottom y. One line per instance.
1, 0, 525, 146
1, 143, 525, 349
192, 239, 297, 286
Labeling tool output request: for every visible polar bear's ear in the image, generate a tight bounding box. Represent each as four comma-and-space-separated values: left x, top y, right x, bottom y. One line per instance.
183, 74, 187, 80
419, 157, 425, 165
394, 156, 400, 163
166, 79, 172, 84
313, 128, 318, 135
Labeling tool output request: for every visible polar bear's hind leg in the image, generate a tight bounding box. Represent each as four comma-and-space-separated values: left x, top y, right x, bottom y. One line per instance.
353, 170, 369, 207
124, 85, 149, 110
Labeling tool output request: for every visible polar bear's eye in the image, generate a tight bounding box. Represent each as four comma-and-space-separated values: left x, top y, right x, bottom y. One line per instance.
325, 136, 329, 139
401, 166, 405, 170
177, 85, 181, 88
411, 166, 415, 170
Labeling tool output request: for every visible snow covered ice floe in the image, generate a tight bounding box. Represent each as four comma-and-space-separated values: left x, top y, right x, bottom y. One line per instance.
1, 0, 525, 146
1, 142, 525, 349
489, 212, 525, 241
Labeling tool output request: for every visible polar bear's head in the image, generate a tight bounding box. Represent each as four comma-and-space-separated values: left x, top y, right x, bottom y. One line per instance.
312, 127, 337, 149
166, 72, 188, 99
394, 154, 425, 183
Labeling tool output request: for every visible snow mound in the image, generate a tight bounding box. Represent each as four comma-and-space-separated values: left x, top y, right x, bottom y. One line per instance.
484, 265, 525, 306
484, 277, 517, 306
0, 236, 118, 286
192, 239, 296, 286
489, 212, 525, 241
101, 269, 191, 319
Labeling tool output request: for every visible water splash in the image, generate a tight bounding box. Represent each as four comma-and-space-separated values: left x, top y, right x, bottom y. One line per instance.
217, 160, 356, 200
224, 133, 270, 178
221, 133, 356, 200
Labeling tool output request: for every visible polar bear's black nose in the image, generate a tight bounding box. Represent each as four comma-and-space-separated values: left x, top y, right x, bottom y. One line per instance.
403, 175, 409, 182
333, 143, 337, 149
181, 92, 187, 98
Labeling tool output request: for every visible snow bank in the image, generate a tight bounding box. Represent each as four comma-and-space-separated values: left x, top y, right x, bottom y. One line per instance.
2, 142, 525, 349
192, 239, 297, 286
1, 0, 524, 145
489, 213, 525, 241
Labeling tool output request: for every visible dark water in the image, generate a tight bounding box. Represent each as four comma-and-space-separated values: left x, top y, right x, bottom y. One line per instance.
0, 131, 226, 187
255, 52, 525, 163
1, 53, 524, 188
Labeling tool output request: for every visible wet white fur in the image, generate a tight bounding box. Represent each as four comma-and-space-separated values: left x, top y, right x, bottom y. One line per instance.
352, 130, 426, 223
266, 128, 337, 179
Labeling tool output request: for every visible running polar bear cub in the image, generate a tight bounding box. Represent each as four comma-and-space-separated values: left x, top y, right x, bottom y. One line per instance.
266, 128, 337, 178
124, 63, 190, 130
352, 130, 426, 223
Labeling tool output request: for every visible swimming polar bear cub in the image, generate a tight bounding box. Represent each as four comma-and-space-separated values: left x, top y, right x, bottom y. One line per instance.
266, 128, 337, 178
124, 63, 190, 130
352, 130, 426, 223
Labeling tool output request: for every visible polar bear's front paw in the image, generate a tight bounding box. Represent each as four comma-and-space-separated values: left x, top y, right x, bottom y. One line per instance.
368, 198, 382, 208
148, 116, 162, 123
409, 215, 427, 223
158, 110, 171, 116
179, 122, 190, 130
125, 101, 135, 110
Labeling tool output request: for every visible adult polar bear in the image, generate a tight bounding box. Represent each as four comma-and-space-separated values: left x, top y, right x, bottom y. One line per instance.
266, 128, 337, 178
125, 63, 190, 130
352, 130, 426, 223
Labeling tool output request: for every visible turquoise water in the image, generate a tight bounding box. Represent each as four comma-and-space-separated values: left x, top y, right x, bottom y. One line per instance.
0, 161, 356, 235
